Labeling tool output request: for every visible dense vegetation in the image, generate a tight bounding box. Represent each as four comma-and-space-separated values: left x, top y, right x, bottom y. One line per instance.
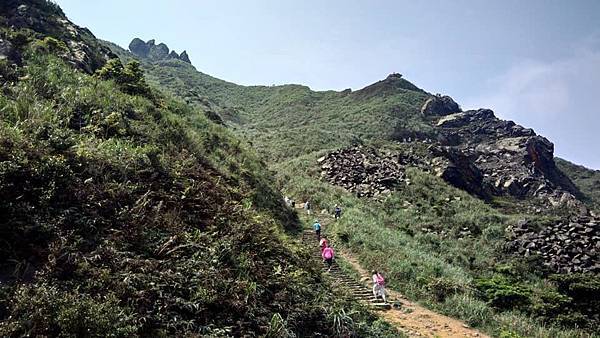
115, 41, 600, 337
0, 3, 399, 336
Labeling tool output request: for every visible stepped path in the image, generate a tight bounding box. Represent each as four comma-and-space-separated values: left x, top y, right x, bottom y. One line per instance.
300, 213, 488, 338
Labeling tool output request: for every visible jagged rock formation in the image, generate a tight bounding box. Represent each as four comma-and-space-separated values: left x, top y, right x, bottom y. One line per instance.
509, 218, 600, 273
129, 38, 191, 64
318, 146, 408, 197
435, 108, 584, 211
320, 101, 585, 214
429, 145, 491, 199
0, 0, 115, 73
421, 94, 461, 116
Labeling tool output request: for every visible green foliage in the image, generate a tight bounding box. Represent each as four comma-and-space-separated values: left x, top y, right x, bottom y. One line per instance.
1, 285, 138, 337
556, 157, 600, 212
104, 42, 431, 162
0, 49, 393, 336
95, 59, 152, 97
31, 36, 68, 54
475, 276, 531, 310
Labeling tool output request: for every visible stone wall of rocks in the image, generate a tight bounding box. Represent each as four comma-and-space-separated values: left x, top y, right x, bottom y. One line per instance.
318, 146, 407, 197
509, 218, 599, 273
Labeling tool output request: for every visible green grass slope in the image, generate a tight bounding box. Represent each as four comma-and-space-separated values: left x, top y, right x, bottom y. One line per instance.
556, 158, 600, 213
104, 43, 432, 161
104, 38, 600, 337
275, 151, 600, 338
0, 3, 400, 336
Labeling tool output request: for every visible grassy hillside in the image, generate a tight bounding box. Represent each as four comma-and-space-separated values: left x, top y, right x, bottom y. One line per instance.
105, 41, 600, 337
276, 151, 600, 338
556, 158, 600, 213
0, 3, 400, 336
104, 43, 433, 162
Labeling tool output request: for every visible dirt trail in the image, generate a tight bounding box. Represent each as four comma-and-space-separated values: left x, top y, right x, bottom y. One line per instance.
341, 250, 487, 338
300, 209, 489, 338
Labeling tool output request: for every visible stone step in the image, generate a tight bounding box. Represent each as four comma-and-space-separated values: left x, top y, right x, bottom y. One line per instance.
370, 303, 392, 310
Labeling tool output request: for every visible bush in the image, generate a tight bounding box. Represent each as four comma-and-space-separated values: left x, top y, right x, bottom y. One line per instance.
426, 277, 464, 302
475, 276, 530, 310
1, 285, 138, 337
96, 59, 152, 97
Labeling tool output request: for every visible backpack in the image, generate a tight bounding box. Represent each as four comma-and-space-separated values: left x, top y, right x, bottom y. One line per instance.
376, 273, 385, 286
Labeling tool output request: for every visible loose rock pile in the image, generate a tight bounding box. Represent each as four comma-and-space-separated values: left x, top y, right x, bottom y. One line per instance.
509, 218, 600, 273
318, 146, 406, 197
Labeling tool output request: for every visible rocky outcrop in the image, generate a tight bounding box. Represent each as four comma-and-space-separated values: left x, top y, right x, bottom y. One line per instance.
128, 38, 191, 64
0, 1, 115, 73
179, 51, 191, 63
421, 94, 461, 116
318, 146, 408, 197
429, 146, 491, 199
435, 108, 583, 210
509, 218, 600, 273
128, 37, 150, 57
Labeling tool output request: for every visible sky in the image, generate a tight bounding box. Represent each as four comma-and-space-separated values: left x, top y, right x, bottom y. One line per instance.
55, 0, 600, 169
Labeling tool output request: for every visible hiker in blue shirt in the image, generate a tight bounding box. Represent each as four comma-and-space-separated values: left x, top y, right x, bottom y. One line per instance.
313, 219, 321, 240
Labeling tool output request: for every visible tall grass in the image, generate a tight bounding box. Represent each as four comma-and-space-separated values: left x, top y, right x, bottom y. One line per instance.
277, 150, 599, 337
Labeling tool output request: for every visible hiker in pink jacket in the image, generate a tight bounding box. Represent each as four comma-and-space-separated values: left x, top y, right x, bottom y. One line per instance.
322, 244, 334, 272
372, 270, 387, 303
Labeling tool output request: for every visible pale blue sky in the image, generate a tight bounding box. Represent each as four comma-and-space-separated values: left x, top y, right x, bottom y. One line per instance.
56, 0, 600, 169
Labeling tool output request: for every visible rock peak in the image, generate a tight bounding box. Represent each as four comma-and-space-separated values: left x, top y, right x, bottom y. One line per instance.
128, 38, 191, 64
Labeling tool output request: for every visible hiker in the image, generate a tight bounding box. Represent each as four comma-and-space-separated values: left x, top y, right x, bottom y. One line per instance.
319, 236, 328, 253
372, 270, 387, 303
334, 204, 342, 219
322, 244, 334, 272
284, 196, 290, 207
304, 200, 311, 215
313, 219, 321, 240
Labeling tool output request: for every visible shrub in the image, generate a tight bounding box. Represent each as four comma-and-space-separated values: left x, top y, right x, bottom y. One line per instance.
475, 276, 530, 310
31, 36, 69, 54
426, 277, 464, 302
95, 59, 152, 97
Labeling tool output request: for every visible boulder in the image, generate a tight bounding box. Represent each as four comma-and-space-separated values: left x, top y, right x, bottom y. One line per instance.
129, 37, 150, 58
434, 107, 584, 210
429, 146, 491, 199
421, 94, 461, 116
